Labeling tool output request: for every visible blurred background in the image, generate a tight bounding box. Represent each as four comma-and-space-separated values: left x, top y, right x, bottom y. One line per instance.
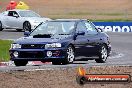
0, 0, 132, 21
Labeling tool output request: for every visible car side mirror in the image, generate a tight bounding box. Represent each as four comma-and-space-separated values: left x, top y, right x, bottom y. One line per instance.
24, 31, 30, 37
97, 28, 104, 32
13, 14, 19, 18
77, 31, 85, 35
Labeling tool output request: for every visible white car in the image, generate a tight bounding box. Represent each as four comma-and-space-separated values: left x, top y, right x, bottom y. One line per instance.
0, 9, 51, 31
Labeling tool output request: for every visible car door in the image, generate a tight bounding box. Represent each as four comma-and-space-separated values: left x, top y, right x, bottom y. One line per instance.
83, 21, 101, 55
5, 11, 20, 28
74, 21, 102, 57
74, 21, 88, 57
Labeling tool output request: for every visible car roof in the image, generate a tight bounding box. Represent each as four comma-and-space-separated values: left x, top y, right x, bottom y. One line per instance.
56, 19, 87, 21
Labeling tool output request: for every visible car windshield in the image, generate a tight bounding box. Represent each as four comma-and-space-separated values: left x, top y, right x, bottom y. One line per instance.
18, 11, 40, 17
30, 21, 75, 36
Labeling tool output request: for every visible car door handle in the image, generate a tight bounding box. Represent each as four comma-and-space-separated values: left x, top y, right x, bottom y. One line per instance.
87, 39, 89, 42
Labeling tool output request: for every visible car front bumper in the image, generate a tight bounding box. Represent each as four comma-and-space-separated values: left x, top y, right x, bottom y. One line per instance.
9, 48, 67, 61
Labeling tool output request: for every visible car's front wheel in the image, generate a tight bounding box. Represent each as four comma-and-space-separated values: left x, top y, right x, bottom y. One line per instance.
14, 60, 28, 66
52, 45, 75, 65
23, 21, 31, 32
16, 29, 23, 32
0, 21, 3, 31
62, 45, 75, 64
95, 45, 108, 63
52, 60, 62, 65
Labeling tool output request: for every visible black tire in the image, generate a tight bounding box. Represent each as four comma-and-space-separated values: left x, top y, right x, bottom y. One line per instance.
14, 60, 28, 66
95, 45, 108, 63
41, 61, 46, 63
16, 29, 23, 32
23, 21, 31, 32
52, 60, 62, 65
52, 45, 75, 65
62, 45, 75, 65
0, 21, 3, 31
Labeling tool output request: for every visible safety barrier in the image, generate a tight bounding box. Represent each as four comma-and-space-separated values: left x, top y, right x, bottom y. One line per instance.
93, 22, 132, 32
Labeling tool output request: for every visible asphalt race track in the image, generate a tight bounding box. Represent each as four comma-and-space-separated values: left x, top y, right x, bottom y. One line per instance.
0, 29, 132, 71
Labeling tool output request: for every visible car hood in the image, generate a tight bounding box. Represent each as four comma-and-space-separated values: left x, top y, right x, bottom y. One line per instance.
15, 35, 72, 44
0, 14, 4, 17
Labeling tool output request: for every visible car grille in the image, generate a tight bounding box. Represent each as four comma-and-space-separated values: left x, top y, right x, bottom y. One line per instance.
19, 51, 44, 58
21, 44, 45, 49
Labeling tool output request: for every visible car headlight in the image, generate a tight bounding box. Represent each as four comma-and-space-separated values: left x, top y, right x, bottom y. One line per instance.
45, 43, 61, 49
11, 44, 21, 49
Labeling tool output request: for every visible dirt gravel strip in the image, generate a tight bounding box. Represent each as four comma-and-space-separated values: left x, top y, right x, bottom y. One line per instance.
0, 66, 132, 88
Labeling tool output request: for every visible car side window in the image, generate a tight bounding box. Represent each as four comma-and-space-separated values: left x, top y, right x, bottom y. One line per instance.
83, 21, 98, 35
8, 11, 19, 17
76, 22, 87, 34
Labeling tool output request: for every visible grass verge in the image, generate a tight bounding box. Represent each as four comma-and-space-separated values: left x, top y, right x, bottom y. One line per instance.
51, 17, 132, 22
0, 40, 12, 62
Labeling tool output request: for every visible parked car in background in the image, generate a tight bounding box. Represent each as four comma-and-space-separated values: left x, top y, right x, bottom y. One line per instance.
9, 19, 111, 66
0, 9, 51, 32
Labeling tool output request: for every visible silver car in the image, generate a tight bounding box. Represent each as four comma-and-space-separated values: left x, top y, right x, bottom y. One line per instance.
0, 9, 51, 31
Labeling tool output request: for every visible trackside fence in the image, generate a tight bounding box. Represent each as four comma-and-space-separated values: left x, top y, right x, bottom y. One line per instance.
93, 22, 132, 32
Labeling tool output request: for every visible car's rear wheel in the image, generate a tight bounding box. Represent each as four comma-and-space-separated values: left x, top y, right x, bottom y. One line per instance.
0, 21, 3, 31
14, 60, 28, 66
23, 21, 31, 32
95, 45, 108, 63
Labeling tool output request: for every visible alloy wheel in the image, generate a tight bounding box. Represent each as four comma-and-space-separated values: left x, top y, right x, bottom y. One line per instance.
95, 45, 108, 63
101, 46, 108, 61
66, 46, 75, 63
23, 22, 31, 32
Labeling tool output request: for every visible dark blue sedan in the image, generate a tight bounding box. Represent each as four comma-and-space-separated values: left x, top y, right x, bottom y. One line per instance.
9, 19, 111, 66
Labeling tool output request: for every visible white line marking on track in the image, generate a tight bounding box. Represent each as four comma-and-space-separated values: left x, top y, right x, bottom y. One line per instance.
24, 68, 54, 72
108, 53, 124, 59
